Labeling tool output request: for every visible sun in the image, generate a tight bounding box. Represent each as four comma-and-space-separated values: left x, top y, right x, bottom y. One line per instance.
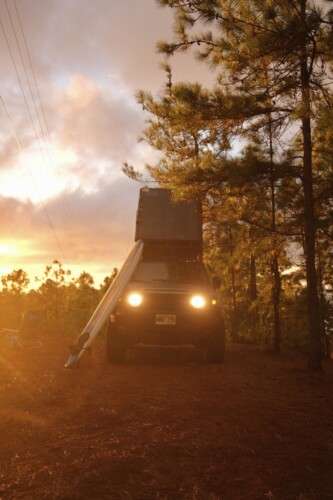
0, 243, 16, 256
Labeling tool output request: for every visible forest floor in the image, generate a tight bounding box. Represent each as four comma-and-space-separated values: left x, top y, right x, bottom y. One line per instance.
0, 339, 332, 500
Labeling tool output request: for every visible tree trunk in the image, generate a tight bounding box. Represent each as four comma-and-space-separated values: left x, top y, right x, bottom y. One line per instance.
248, 253, 258, 339
300, 0, 322, 369
317, 246, 330, 358
228, 226, 238, 340
271, 253, 281, 352
230, 265, 237, 339
249, 254, 257, 302
268, 114, 282, 353
301, 99, 322, 370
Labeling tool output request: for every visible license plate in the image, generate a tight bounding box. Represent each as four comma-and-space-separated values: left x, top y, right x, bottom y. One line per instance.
155, 314, 176, 325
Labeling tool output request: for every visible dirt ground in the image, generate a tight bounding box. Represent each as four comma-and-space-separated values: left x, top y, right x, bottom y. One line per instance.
0, 340, 332, 500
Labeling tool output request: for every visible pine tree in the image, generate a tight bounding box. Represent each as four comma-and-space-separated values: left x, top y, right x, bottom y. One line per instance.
155, 0, 333, 368
136, 70, 293, 346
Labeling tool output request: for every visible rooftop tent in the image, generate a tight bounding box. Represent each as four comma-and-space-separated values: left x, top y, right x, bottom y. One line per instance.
135, 188, 202, 243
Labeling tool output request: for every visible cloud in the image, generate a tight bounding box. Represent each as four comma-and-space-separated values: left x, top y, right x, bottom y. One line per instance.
0, 137, 18, 169
44, 176, 140, 264
0, 0, 213, 180
11, 0, 213, 91
0, 176, 141, 278
0, 0, 214, 281
0, 69, 159, 203
56, 75, 143, 164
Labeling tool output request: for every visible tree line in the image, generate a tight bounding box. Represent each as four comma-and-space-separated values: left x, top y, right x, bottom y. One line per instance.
124, 0, 333, 369
0, 261, 117, 338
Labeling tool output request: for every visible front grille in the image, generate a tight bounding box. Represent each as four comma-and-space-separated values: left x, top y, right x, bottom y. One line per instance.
144, 292, 188, 311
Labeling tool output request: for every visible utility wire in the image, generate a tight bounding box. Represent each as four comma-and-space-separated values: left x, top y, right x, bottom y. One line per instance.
0, 95, 66, 260
3, 0, 57, 182
4, 0, 48, 146
0, 4, 66, 261
0, 0, 65, 260
10, 0, 73, 253
0, 11, 44, 158
12, 0, 51, 142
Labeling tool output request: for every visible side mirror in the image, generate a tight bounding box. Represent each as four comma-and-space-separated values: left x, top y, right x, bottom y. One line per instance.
212, 276, 221, 290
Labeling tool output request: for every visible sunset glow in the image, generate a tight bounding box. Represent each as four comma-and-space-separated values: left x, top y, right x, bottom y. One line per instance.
0, 144, 79, 203
0, 243, 16, 256
0, 0, 209, 287
0, 1, 332, 499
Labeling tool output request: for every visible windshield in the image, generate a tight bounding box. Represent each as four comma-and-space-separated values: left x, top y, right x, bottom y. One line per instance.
132, 261, 209, 285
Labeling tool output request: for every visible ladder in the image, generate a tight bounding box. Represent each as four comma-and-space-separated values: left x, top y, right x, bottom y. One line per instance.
64, 240, 144, 368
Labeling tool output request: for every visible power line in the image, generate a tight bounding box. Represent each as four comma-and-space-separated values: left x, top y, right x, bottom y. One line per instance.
5, 0, 46, 140
9, 0, 73, 253
0, 0, 64, 258
2, 0, 55, 176
8, 0, 61, 174
12, 0, 51, 143
0, 95, 66, 260
0, 0, 68, 262
0, 10, 43, 155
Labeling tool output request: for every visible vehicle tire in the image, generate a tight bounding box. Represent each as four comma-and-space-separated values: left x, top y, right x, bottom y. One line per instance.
206, 323, 226, 363
106, 324, 127, 363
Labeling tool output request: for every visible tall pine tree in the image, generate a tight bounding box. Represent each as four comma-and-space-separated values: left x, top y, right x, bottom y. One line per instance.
154, 0, 333, 369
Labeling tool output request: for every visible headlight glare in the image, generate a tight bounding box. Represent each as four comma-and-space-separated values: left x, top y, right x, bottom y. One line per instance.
127, 292, 143, 307
190, 294, 207, 309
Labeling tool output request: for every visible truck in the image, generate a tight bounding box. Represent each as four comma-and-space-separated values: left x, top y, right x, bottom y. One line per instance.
106, 188, 225, 363
65, 187, 225, 368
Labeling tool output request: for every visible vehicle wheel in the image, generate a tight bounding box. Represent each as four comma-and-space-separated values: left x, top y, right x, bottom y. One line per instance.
206, 324, 226, 363
106, 324, 127, 363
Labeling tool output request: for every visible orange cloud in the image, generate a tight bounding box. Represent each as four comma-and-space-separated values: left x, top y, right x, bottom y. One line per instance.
0, 178, 139, 281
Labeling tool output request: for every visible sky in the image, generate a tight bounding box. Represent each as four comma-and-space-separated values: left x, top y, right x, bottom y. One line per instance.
0, 0, 210, 286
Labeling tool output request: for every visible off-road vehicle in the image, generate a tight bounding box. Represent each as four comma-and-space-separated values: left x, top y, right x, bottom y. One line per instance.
106, 188, 225, 362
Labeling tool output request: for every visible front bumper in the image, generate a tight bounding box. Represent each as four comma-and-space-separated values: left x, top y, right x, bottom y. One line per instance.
112, 293, 221, 346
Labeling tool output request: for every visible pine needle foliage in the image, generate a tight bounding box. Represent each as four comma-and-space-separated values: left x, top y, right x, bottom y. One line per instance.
135, 0, 333, 367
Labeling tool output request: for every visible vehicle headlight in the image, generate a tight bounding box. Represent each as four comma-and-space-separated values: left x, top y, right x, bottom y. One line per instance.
127, 292, 143, 307
190, 294, 207, 309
